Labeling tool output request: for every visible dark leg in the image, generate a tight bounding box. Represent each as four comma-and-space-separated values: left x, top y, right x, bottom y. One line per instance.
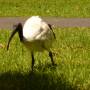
42, 44, 56, 66
49, 51, 55, 66
31, 52, 35, 71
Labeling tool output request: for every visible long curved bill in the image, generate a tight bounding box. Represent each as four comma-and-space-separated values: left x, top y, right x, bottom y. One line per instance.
7, 29, 17, 50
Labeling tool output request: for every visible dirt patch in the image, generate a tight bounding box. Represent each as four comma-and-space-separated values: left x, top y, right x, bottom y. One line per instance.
0, 43, 5, 48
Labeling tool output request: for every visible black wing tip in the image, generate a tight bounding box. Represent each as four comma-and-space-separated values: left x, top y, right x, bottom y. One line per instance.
48, 24, 56, 39
48, 24, 52, 30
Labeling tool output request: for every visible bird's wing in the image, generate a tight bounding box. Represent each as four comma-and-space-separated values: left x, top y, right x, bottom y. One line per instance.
35, 22, 54, 40
35, 28, 48, 40
48, 24, 56, 39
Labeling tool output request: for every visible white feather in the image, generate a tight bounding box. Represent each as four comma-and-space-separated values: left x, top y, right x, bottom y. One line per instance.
23, 16, 55, 51
23, 16, 54, 40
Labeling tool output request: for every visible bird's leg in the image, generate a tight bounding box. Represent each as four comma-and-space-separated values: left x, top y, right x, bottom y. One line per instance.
49, 51, 55, 66
42, 44, 56, 66
31, 51, 35, 71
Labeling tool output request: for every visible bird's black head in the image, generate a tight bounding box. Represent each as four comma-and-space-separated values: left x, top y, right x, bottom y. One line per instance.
7, 23, 23, 50
13, 23, 22, 31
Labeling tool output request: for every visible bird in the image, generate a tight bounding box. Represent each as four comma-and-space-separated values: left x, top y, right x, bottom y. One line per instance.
7, 16, 56, 71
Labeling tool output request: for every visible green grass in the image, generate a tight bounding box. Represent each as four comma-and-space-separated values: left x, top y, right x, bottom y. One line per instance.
0, 0, 90, 17
0, 28, 90, 90
0, 0, 90, 89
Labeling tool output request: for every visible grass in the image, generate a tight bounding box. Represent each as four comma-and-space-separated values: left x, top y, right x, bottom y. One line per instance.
0, 0, 90, 17
0, 28, 90, 90
0, 0, 90, 89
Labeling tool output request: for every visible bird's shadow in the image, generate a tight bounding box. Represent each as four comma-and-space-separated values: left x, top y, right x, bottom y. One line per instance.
0, 69, 77, 90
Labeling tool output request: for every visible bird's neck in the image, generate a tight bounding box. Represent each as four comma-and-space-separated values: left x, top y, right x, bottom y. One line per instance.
18, 27, 23, 42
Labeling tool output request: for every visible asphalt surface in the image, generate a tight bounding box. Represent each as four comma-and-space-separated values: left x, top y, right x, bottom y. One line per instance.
0, 17, 90, 30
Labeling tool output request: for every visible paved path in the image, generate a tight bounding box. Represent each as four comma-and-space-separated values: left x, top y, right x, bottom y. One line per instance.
0, 17, 90, 30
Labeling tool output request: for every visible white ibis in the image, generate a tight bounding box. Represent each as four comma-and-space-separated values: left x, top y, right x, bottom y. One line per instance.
7, 16, 56, 71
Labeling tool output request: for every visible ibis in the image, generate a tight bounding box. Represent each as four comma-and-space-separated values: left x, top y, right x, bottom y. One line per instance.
7, 16, 56, 71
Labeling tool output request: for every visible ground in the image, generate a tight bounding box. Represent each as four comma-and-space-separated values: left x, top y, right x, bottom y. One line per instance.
0, 0, 90, 90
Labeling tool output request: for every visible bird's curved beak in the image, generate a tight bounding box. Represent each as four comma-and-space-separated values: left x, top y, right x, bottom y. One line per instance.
7, 28, 17, 50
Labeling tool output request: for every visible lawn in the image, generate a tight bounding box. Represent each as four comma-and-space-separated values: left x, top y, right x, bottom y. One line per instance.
0, 28, 90, 90
0, 0, 90, 90
0, 0, 90, 17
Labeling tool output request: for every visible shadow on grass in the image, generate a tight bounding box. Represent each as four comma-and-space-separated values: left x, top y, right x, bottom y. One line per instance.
0, 70, 76, 90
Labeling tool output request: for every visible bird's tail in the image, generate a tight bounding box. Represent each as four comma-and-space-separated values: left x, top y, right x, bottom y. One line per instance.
48, 24, 56, 39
